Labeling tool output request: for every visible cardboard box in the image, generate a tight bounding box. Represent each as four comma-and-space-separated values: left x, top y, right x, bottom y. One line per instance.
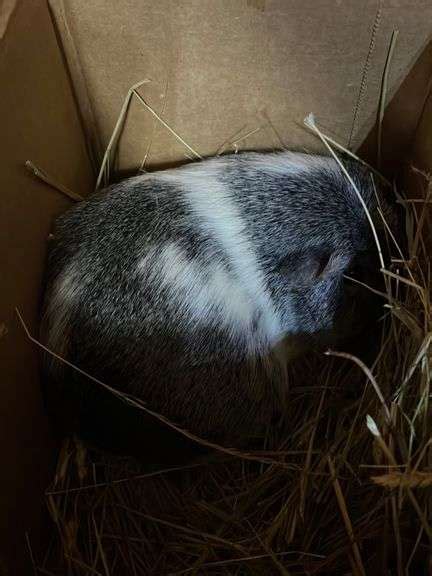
1, 1, 431, 573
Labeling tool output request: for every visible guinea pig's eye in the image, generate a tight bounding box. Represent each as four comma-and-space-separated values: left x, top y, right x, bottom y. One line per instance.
315, 253, 332, 277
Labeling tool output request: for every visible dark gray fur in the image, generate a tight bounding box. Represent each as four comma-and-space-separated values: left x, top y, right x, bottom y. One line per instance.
40, 152, 391, 455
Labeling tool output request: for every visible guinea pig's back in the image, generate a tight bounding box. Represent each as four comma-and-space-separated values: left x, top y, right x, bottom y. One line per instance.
40, 169, 280, 454
42, 172, 264, 370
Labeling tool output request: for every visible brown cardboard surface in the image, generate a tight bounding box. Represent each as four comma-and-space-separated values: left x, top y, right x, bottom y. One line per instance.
410, 85, 432, 174
51, 0, 432, 171
0, 0, 18, 39
0, 0, 93, 573
404, 86, 432, 217
48, 0, 102, 173
359, 39, 432, 178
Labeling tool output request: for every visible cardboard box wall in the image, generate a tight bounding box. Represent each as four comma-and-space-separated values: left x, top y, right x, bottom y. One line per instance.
1, 1, 431, 573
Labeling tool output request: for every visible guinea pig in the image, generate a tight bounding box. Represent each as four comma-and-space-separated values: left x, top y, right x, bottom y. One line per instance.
40, 151, 392, 457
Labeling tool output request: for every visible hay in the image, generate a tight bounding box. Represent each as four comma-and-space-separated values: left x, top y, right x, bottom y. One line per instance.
25, 160, 83, 202
376, 30, 399, 170
33, 168, 432, 573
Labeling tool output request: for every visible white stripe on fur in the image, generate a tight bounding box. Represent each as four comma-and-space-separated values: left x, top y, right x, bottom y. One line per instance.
155, 166, 285, 349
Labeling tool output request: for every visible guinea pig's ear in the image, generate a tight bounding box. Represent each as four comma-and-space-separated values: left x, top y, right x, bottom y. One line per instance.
277, 248, 348, 285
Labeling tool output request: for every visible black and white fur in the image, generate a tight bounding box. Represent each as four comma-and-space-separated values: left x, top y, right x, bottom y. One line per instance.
41, 152, 389, 454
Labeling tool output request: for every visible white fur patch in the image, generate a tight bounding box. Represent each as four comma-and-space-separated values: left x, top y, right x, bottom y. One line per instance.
43, 265, 81, 369
137, 246, 159, 277
154, 165, 285, 349
131, 151, 335, 184
247, 151, 336, 176
156, 242, 255, 336
132, 151, 327, 346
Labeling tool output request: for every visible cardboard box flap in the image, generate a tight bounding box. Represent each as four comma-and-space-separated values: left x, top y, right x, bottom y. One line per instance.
0, 0, 93, 573
0, 0, 18, 39
359, 40, 432, 178
51, 0, 432, 171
